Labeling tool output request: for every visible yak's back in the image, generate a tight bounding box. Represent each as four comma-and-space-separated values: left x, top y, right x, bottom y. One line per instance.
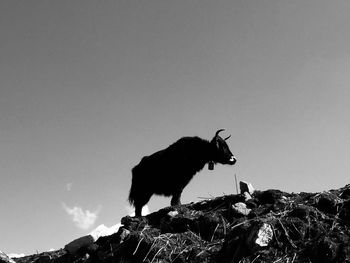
133, 136, 209, 174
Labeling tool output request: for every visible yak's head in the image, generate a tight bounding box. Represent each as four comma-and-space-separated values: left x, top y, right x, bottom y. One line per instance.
209, 129, 236, 168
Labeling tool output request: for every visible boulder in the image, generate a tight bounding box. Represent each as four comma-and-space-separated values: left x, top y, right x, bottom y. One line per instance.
257, 189, 284, 204
315, 193, 338, 215
339, 199, 350, 222
33, 255, 51, 263
64, 235, 94, 255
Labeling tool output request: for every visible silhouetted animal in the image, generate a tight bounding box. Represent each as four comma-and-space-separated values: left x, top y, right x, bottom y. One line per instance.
128, 129, 237, 216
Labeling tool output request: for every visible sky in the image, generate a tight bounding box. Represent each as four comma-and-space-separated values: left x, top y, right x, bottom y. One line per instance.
1, 0, 350, 255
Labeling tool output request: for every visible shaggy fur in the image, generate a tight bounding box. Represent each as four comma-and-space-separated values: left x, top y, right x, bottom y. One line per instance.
129, 130, 236, 216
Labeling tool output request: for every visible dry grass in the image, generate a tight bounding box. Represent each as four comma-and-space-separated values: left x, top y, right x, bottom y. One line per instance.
132, 227, 223, 263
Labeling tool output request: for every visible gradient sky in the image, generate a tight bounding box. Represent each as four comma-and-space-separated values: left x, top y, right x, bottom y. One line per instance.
1, 0, 350, 255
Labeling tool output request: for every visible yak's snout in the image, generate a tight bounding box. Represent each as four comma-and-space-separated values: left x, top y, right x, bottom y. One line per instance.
228, 155, 237, 165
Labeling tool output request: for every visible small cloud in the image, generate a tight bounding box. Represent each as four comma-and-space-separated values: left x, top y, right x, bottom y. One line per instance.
126, 205, 150, 216
66, 182, 73, 192
62, 203, 100, 230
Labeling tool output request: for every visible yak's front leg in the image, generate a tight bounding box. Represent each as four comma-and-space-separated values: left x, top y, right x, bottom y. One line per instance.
171, 191, 182, 206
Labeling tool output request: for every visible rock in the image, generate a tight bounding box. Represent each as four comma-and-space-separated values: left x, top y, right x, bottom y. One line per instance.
197, 213, 223, 241
240, 181, 255, 195
119, 228, 131, 242
160, 213, 195, 233
121, 215, 148, 230
167, 210, 179, 217
254, 223, 273, 247
288, 205, 311, 220
311, 236, 338, 263
218, 220, 273, 262
64, 235, 94, 255
315, 193, 338, 214
245, 198, 258, 209
257, 189, 284, 204
339, 199, 350, 222
33, 255, 51, 263
232, 202, 251, 216
340, 188, 350, 199
243, 192, 252, 201
217, 221, 252, 262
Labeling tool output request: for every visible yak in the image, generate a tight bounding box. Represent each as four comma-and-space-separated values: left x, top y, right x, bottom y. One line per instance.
128, 129, 237, 216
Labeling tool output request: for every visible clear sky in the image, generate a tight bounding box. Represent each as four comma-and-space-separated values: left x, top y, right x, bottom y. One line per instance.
1, 0, 350, 255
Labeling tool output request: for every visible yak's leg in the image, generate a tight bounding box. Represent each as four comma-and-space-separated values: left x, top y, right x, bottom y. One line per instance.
135, 205, 142, 217
134, 192, 152, 217
171, 191, 182, 206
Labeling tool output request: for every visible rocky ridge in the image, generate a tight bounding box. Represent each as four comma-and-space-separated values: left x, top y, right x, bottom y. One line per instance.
4, 183, 350, 263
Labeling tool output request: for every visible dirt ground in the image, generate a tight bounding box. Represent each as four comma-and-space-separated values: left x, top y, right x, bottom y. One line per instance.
8, 184, 350, 263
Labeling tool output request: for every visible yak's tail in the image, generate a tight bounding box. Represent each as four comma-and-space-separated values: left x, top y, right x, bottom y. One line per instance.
128, 167, 138, 206
128, 186, 135, 206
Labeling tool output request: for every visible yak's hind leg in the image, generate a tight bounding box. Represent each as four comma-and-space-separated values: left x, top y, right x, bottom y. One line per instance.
134, 192, 152, 217
171, 190, 183, 206
135, 205, 142, 217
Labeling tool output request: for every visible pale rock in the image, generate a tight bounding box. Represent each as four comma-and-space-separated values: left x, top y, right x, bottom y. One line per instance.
244, 192, 252, 201
119, 228, 131, 242
232, 202, 251, 216
167, 211, 179, 217
239, 181, 255, 195
255, 223, 273, 247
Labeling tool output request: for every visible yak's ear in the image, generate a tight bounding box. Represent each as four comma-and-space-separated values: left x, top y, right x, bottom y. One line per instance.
210, 137, 219, 148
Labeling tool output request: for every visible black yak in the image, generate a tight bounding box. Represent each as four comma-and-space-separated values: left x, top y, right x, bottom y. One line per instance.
128, 129, 237, 216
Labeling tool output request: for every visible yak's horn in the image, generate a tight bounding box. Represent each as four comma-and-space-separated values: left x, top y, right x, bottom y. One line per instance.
215, 129, 225, 137
224, 135, 231, 141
